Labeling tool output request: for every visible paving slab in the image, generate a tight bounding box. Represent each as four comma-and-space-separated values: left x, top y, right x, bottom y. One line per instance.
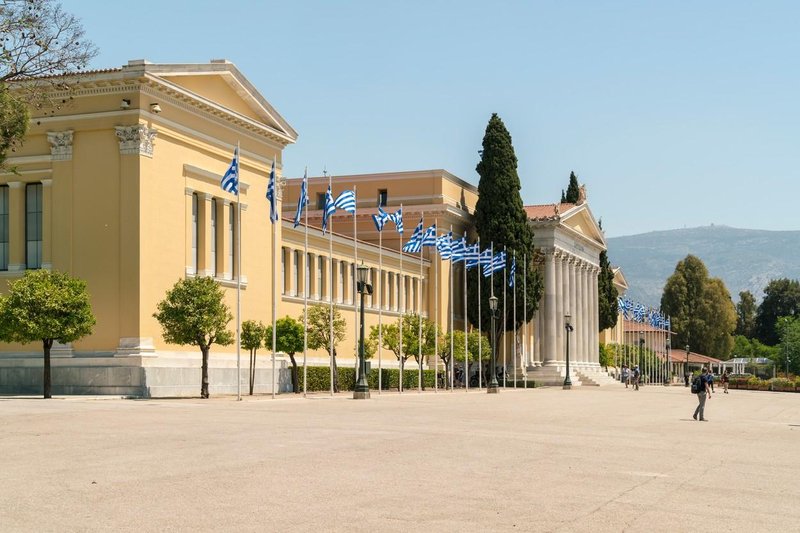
1, 385, 798, 532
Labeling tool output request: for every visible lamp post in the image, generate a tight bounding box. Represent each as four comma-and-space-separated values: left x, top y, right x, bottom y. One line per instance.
354, 262, 373, 399
685, 344, 690, 387
488, 294, 499, 394
563, 313, 574, 389
664, 337, 671, 385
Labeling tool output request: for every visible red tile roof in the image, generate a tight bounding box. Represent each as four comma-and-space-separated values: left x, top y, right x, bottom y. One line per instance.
524, 203, 575, 220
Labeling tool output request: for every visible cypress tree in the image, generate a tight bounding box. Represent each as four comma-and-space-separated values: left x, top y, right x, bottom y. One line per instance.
468, 113, 543, 338
564, 171, 580, 203
597, 250, 619, 331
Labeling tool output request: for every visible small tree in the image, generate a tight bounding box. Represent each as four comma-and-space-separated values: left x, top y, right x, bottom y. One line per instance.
241, 320, 265, 395
0, 270, 95, 398
439, 329, 490, 388
153, 277, 233, 398
598, 250, 619, 331
267, 316, 304, 393
563, 171, 580, 203
306, 304, 346, 393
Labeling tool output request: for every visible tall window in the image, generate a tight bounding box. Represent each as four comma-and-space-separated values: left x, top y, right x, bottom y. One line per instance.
378, 189, 388, 207
316, 193, 326, 210
210, 199, 217, 277
25, 183, 42, 269
350, 263, 355, 304
228, 203, 235, 279
388, 272, 395, 310
281, 247, 286, 295
306, 252, 312, 298
191, 193, 198, 274
337, 261, 344, 303
317, 257, 324, 300
0, 185, 8, 270
293, 250, 300, 296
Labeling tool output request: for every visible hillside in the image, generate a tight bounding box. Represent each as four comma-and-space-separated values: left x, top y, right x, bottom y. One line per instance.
606, 225, 800, 306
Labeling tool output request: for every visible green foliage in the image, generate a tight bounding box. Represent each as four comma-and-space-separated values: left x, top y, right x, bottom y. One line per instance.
598, 342, 614, 369
369, 313, 438, 364
731, 335, 778, 360
598, 250, 619, 331
660, 255, 736, 358
298, 366, 435, 392
439, 329, 490, 362
153, 276, 234, 350
305, 303, 346, 353
469, 113, 543, 336
0, 269, 95, 345
266, 316, 304, 356
755, 278, 800, 346
776, 316, 800, 375
241, 320, 265, 353
735, 290, 757, 338
564, 171, 580, 203
0, 85, 28, 167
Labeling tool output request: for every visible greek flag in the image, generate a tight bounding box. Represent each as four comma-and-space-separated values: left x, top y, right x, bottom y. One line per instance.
372, 206, 389, 231
665, 317, 671, 332
466, 247, 492, 269
482, 251, 507, 277
220, 146, 239, 195
389, 207, 403, 234
633, 303, 645, 323
293, 168, 308, 228
402, 218, 424, 253
321, 186, 335, 234
266, 159, 278, 223
333, 190, 356, 214
421, 224, 437, 247
436, 232, 453, 259
450, 235, 467, 262
508, 256, 516, 287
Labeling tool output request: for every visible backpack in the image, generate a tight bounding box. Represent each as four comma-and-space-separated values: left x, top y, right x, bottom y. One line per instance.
691, 375, 703, 394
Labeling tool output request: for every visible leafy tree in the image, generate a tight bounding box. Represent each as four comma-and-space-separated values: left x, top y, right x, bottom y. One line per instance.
306, 304, 346, 393
1, 0, 97, 165
564, 171, 580, 203
660, 255, 736, 358
370, 313, 437, 388
241, 320, 265, 395
469, 113, 543, 342
153, 277, 233, 398
266, 316, 304, 394
776, 316, 800, 376
0, 270, 95, 398
437, 329, 490, 388
735, 290, 757, 338
755, 278, 800, 345
597, 250, 619, 331
731, 335, 778, 361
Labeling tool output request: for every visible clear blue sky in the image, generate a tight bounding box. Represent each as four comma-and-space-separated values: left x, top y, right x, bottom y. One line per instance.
68, 0, 799, 237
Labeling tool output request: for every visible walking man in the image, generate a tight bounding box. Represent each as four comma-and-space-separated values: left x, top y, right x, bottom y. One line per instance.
693, 367, 711, 421
721, 370, 730, 394
633, 365, 641, 391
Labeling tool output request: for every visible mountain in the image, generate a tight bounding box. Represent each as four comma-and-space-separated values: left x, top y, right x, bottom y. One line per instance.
606, 225, 800, 307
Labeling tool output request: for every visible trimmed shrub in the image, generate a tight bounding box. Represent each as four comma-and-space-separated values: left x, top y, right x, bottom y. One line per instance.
294, 366, 435, 392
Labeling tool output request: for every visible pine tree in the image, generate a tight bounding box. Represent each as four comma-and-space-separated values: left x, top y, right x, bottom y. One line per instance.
735, 290, 757, 338
468, 113, 543, 338
597, 250, 619, 331
564, 171, 580, 203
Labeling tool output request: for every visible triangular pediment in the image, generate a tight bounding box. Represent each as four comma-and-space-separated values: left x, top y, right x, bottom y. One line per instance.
559, 203, 606, 249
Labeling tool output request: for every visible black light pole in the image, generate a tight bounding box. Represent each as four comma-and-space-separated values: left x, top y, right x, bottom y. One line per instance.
685, 344, 690, 387
488, 294, 499, 394
563, 313, 574, 389
354, 263, 373, 400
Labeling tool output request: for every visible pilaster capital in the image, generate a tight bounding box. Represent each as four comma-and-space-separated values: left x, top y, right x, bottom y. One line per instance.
115, 124, 157, 157
7, 181, 23, 189
275, 174, 287, 200
200, 192, 213, 201
47, 130, 73, 160
40, 178, 53, 187
185, 187, 195, 196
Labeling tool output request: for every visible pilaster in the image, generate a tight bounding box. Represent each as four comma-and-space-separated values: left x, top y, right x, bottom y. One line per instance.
554, 250, 564, 363
542, 248, 557, 365
7, 182, 24, 271
197, 193, 212, 277
40, 179, 53, 270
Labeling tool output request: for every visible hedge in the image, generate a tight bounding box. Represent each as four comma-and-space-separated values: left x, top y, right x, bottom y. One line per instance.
294, 366, 437, 392
727, 375, 800, 392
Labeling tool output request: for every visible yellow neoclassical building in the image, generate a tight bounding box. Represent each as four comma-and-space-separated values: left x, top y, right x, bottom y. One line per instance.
0, 59, 617, 396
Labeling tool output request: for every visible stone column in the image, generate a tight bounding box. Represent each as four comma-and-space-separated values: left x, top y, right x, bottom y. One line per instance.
320, 257, 329, 301
380, 269, 388, 309
576, 262, 586, 364
296, 251, 306, 298
568, 257, 578, 363
591, 266, 600, 366
7, 182, 24, 271
543, 250, 557, 365
197, 193, 212, 277
581, 264, 590, 365
554, 251, 564, 363
220, 200, 232, 279
561, 252, 570, 363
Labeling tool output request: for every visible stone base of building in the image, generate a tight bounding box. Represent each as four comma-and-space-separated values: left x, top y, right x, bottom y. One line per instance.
526, 364, 583, 387
0, 351, 291, 398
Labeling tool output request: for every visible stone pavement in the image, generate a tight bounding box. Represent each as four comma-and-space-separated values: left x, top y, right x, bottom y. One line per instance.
1, 385, 798, 532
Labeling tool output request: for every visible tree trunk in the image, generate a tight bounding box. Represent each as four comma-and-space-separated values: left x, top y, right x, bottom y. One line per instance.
200, 345, 210, 399
42, 339, 53, 399
289, 354, 299, 393
332, 348, 340, 393
249, 349, 256, 395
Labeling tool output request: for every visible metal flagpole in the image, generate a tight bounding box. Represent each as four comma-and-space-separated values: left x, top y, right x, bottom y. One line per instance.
490, 242, 494, 387
434, 218, 439, 393
478, 238, 482, 389
398, 204, 404, 394
271, 155, 277, 399
523, 253, 527, 389
418, 215, 424, 393
327, 170, 334, 396
236, 142, 242, 401
503, 245, 507, 389
353, 185, 358, 386
449, 225, 454, 391
378, 211, 383, 394
513, 250, 517, 389
303, 167, 308, 398
462, 229, 468, 392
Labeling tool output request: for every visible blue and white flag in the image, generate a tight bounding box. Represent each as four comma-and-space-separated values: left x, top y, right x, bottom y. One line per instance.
220, 146, 239, 195
421, 224, 437, 248
402, 218, 424, 253
457, 242, 480, 265
508, 255, 517, 287
388, 207, 403, 234
466, 247, 492, 269
321, 186, 335, 234
293, 168, 308, 228
266, 159, 278, 223
482, 251, 507, 277
633, 303, 645, 323
372, 206, 389, 232
449, 235, 467, 262
333, 190, 356, 214
665, 317, 671, 332
436, 231, 452, 259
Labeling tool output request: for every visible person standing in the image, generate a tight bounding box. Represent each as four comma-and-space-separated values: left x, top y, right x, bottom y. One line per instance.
708, 371, 715, 393
721, 371, 729, 394
633, 365, 640, 391
693, 368, 711, 421
622, 364, 629, 388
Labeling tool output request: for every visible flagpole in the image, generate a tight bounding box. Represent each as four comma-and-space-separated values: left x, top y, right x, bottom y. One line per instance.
463, 231, 468, 392
353, 185, 358, 385
523, 253, 527, 389
477, 238, 482, 389
434, 217, 439, 393
378, 212, 383, 394
303, 167, 308, 398
513, 250, 517, 389
490, 241, 494, 386
271, 155, 278, 400
236, 142, 242, 401
503, 245, 507, 389
418, 214, 424, 393
449, 225, 454, 391
328, 171, 334, 396
398, 204, 404, 394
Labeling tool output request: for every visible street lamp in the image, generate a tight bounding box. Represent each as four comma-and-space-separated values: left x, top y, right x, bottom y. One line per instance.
664, 337, 671, 385
685, 344, 690, 387
563, 313, 574, 389
354, 262, 373, 400
488, 294, 499, 394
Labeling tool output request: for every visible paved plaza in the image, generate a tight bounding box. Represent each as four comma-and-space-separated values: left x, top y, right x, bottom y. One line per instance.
2, 385, 798, 532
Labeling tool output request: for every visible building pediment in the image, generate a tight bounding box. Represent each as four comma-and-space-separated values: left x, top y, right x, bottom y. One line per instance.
558, 203, 606, 249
